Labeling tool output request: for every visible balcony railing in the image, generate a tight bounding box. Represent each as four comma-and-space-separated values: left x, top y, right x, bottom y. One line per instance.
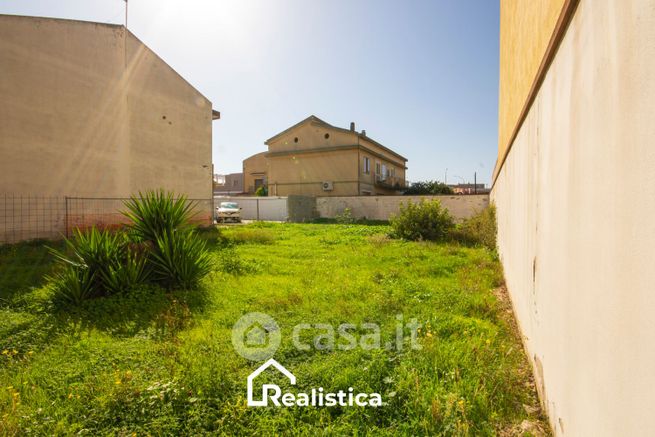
374, 175, 406, 190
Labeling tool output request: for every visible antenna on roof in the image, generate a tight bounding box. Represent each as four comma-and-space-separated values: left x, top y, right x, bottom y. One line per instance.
124, 0, 128, 29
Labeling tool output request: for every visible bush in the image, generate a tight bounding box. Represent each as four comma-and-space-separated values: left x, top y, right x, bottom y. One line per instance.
150, 230, 213, 289
48, 228, 149, 303
335, 208, 355, 224
390, 199, 455, 241
254, 186, 268, 196
48, 191, 214, 305
123, 191, 196, 242
450, 206, 497, 250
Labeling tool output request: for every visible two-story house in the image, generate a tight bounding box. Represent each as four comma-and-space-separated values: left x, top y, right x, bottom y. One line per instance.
246, 115, 407, 196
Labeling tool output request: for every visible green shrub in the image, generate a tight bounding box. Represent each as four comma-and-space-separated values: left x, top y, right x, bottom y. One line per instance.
254, 186, 268, 196
48, 264, 94, 305
335, 208, 355, 224
403, 180, 453, 195
150, 230, 213, 289
450, 206, 497, 250
48, 191, 214, 305
123, 191, 196, 242
48, 228, 147, 302
390, 199, 454, 241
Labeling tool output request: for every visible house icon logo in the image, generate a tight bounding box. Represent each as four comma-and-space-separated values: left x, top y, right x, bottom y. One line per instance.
231, 312, 281, 361
247, 358, 296, 407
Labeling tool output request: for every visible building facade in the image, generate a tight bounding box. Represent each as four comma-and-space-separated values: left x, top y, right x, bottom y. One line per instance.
243, 152, 269, 194
213, 173, 244, 195
247, 116, 407, 197
0, 15, 217, 199
492, 1, 655, 435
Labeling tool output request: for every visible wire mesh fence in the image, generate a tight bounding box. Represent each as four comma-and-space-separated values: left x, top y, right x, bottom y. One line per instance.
0, 195, 213, 245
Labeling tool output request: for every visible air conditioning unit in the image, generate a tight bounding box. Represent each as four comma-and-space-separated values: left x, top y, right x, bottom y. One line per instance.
322, 181, 334, 191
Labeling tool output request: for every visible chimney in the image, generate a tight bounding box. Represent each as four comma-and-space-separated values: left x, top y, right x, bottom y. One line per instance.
361, 129, 366, 136
350, 122, 355, 131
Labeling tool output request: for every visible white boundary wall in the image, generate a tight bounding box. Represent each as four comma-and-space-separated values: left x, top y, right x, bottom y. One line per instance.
492, 1, 655, 435
316, 195, 488, 222
215, 197, 288, 221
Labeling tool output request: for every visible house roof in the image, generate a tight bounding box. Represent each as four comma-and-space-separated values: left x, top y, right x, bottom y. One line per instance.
265, 115, 408, 162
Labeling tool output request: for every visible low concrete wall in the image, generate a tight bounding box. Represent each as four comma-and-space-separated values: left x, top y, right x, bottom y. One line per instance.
316, 195, 488, 222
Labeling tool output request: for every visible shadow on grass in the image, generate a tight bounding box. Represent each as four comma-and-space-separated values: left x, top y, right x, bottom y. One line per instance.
0, 239, 63, 305
57, 285, 212, 339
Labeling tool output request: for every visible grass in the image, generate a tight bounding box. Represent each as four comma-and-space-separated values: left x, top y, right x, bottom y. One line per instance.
0, 223, 546, 435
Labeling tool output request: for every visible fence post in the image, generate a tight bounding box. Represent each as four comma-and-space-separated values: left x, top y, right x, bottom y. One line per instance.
64, 196, 69, 238
256, 198, 260, 221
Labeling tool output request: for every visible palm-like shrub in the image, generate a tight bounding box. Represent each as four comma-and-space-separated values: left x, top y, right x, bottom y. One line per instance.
48, 191, 213, 305
48, 265, 95, 305
390, 199, 455, 241
48, 228, 149, 303
123, 191, 196, 242
150, 230, 213, 289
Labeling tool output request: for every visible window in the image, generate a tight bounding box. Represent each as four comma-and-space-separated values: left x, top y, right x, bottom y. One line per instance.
375, 162, 381, 175
233, 179, 238, 187
324, 133, 330, 139
294, 137, 299, 143
363, 157, 370, 174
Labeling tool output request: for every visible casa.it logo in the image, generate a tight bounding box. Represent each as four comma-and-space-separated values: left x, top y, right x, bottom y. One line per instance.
247, 359, 383, 408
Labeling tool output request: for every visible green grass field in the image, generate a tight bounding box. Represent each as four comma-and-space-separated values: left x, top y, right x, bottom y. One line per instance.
0, 223, 546, 435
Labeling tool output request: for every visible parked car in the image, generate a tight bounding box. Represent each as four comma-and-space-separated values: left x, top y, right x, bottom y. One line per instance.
215, 201, 241, 223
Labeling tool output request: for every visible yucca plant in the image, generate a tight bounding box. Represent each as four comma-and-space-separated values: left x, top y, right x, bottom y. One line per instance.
100, 248, 150, 295
48, 227, 148, 302
150, 229, 213, 289
122, 191, 197, 242
48, 265, 94, 305
49, 227, 124, 296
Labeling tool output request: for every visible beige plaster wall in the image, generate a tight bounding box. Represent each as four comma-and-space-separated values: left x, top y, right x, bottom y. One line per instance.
0, 15, 213, 200
498, 0, 566, 162
492, 1, 655, 435
243, 152, 269, 194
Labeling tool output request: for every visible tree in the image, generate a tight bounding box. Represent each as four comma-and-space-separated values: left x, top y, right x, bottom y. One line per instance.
403, 180, 453, 195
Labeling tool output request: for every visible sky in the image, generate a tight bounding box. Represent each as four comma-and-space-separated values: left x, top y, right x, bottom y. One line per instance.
2, 0, 500, 186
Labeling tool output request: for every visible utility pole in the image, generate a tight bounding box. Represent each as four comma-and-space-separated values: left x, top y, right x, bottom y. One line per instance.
124, 0, 128, 29
474, 172, 477, 194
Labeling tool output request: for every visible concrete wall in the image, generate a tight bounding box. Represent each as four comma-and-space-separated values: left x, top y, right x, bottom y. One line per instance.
0, 15, 213, 199
317, 195, 488, 222
498, 0, 567, 163
215, 196, 288, 221
492, 1, 655, 435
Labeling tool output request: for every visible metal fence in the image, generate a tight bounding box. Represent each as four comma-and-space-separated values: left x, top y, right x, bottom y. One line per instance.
0, 194, 213, 245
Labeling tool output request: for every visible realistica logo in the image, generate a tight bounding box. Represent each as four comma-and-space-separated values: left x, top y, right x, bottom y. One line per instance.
247, 359, 383, 407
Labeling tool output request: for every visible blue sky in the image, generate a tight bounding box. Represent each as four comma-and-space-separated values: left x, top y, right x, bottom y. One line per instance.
2, 0, 500, 185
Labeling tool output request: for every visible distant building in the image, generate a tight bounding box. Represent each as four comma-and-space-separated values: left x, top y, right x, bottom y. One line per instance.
449, 183, 489, 195
243, 115, 408, 196
243, 152, 269, 194
213, 173, 244, 195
